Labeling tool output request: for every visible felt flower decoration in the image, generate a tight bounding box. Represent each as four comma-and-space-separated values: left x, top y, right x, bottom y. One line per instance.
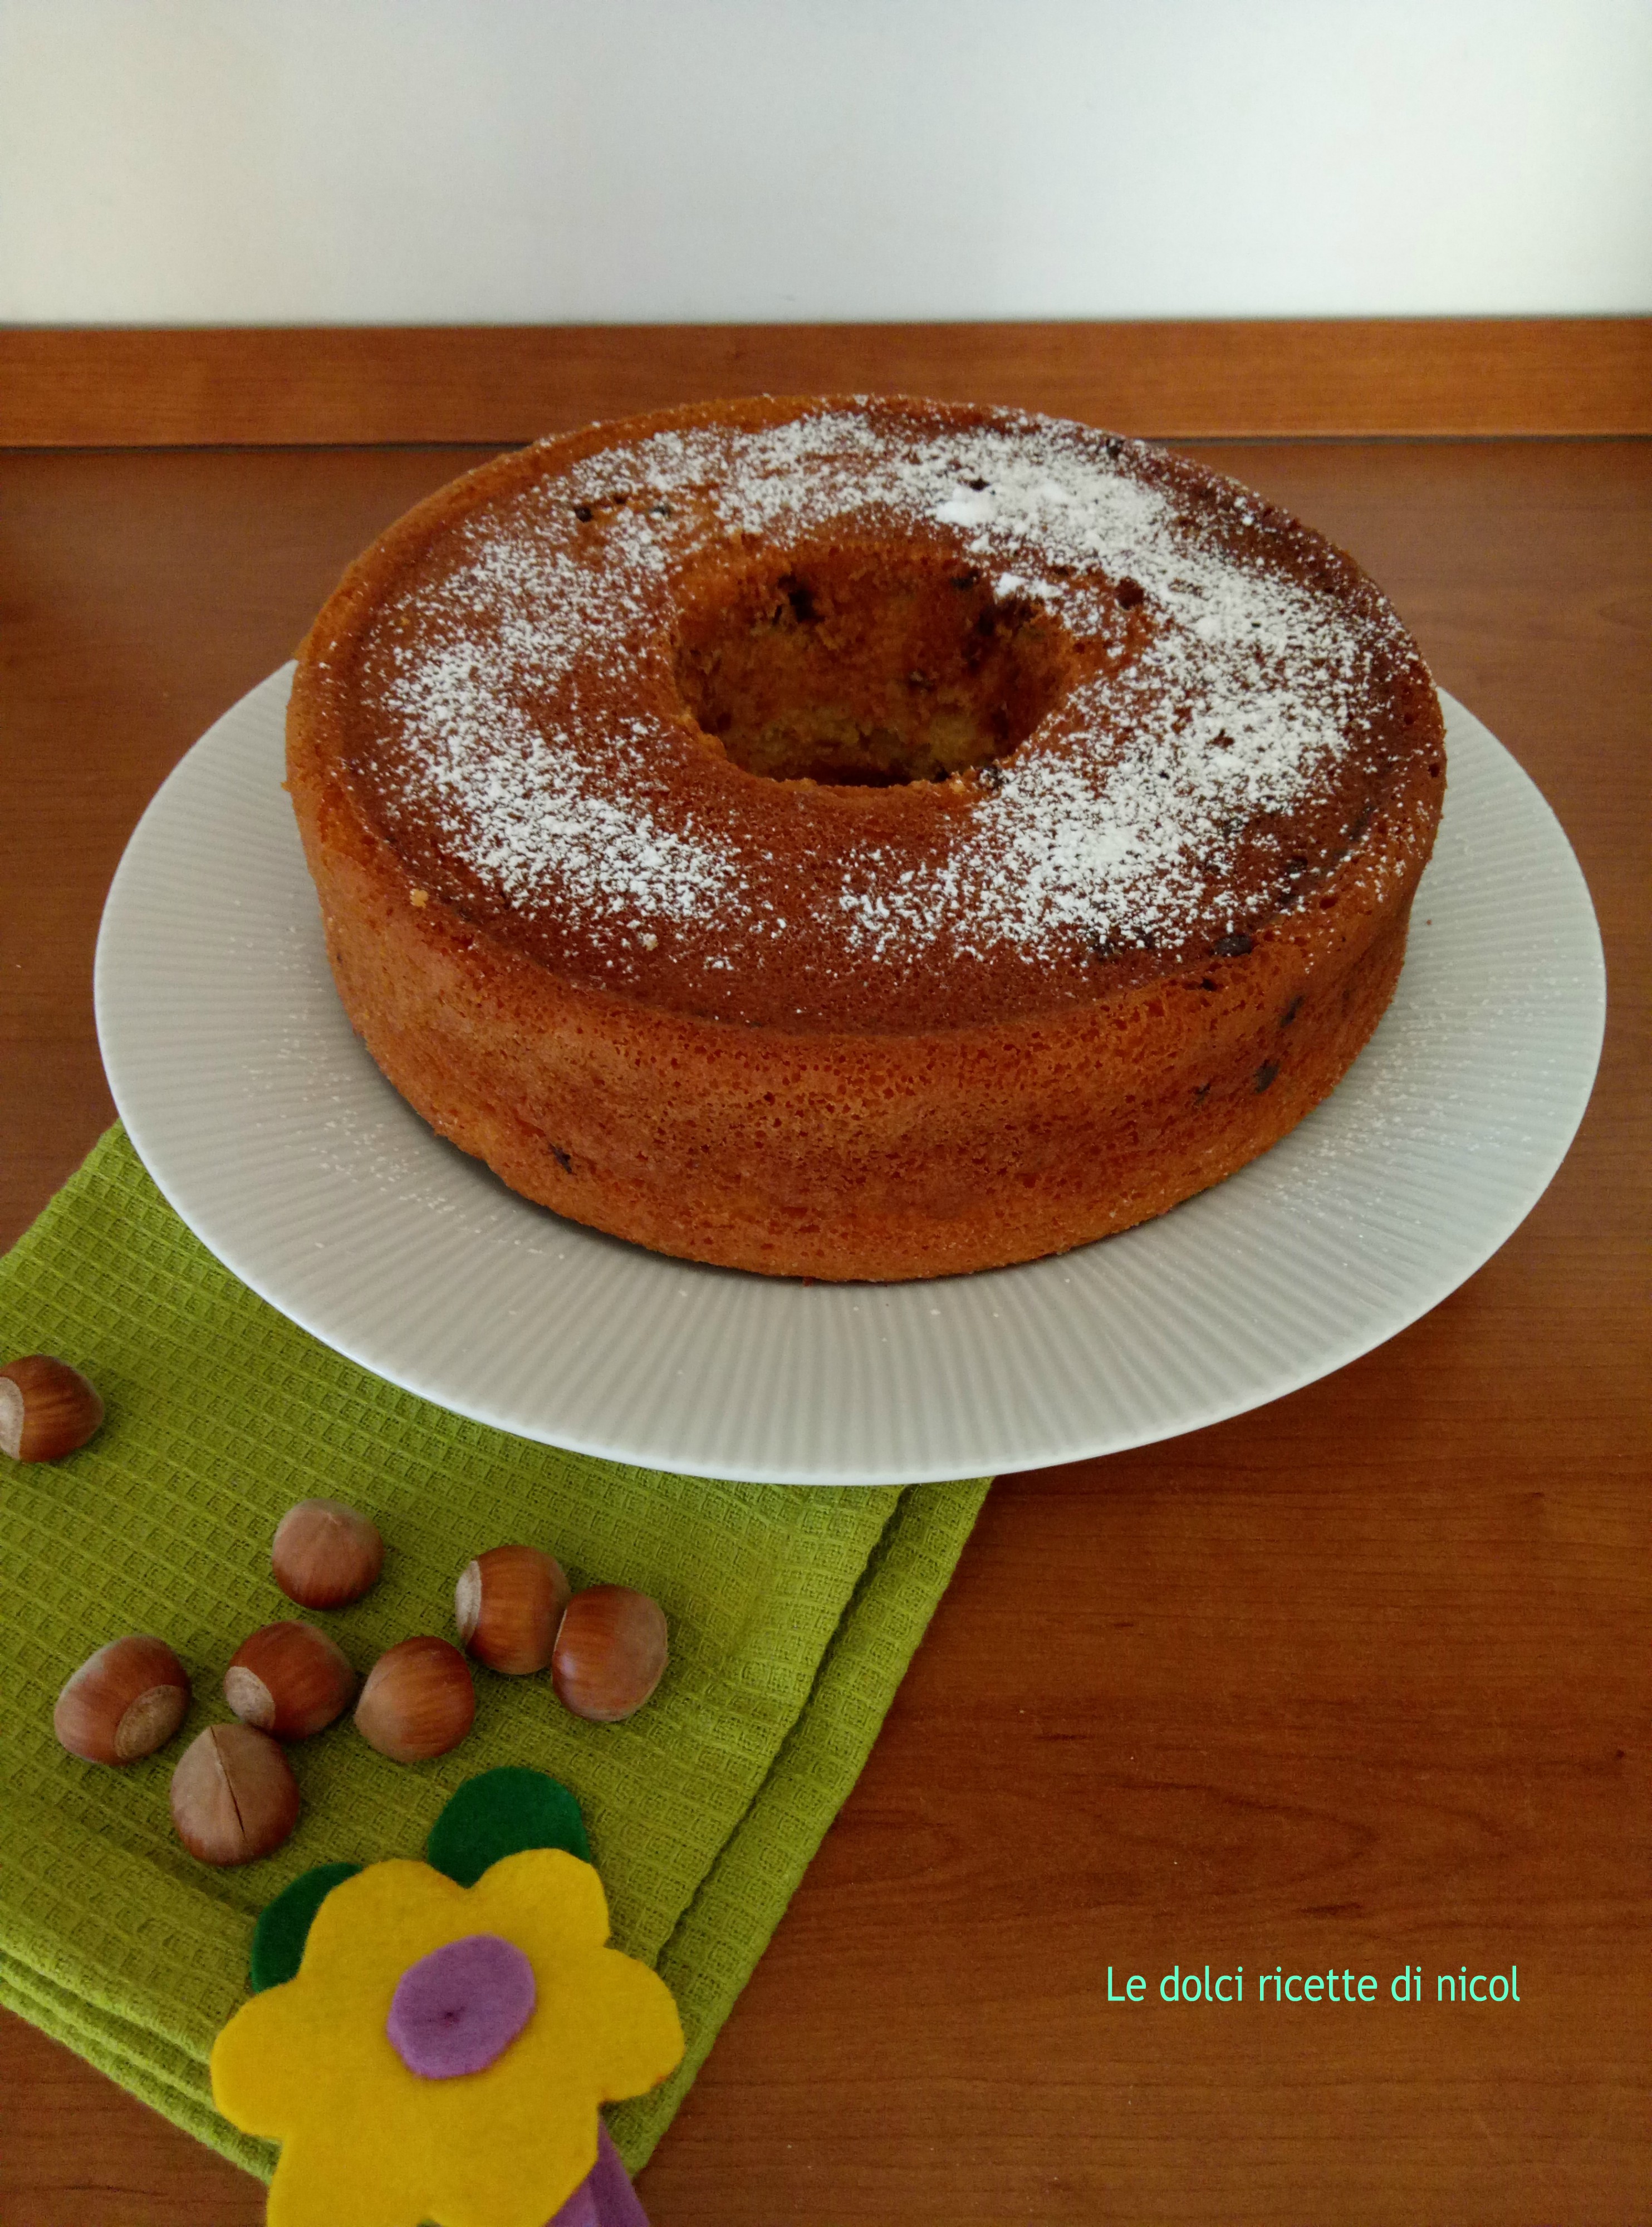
212, 1771, 681, 2227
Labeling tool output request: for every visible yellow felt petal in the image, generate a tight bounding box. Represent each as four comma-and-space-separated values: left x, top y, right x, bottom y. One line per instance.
468, 1847, 612, 1949
268, 2119, 432, 2227
312, 2012, 598, 2227
211, 1988, 303, 2134
419, 2091, 597, 2227
300, 1857, 475, 1989
580, 1945, 685, 2100
214, 1950, 407, 2139
467, 1850, 684, 2102
473, 1849, 682, 2088
210, 1973, 373, 2135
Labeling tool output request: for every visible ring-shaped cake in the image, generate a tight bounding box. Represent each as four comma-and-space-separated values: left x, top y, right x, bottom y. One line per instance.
287, 396, 1445, 1281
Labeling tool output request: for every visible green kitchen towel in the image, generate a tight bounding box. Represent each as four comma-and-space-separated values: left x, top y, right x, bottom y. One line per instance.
0, 1127, 990, 2181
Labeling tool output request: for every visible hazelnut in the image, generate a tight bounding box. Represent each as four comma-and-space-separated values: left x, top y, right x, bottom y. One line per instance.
551, 1586, 669, 1723
54, 1636, 190, 1764
355, 1636, 475, 1762
1, 1355, 104, 1463
169, 1723, 300, 1865
455, 1544, 571, 1675
224, 1621, 356, 1740
271, 1497, 383, 1609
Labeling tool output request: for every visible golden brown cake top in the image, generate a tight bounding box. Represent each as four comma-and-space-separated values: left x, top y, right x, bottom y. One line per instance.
301, 396, 1443, 1031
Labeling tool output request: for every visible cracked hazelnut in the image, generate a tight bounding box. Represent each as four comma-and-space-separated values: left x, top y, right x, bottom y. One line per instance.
455, 1544, 570, 1675
169, 1722, 300, 1865
1, 1355, 104, 1462
355, 1636, 474, 1762
225, 1621, 356, 1740
271, 1497, 383, 1609
551, 1586, 669, 1723
54, 1636, 190, 1764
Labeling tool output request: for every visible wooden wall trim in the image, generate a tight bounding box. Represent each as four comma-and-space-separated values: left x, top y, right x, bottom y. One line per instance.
2, 319, 1648, 447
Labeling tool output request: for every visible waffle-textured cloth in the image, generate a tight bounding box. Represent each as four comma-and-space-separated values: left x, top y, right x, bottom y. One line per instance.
0, 1129, 989, 2182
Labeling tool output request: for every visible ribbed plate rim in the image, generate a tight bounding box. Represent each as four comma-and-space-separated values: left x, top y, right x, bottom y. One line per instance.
94, 669, 1606, 1485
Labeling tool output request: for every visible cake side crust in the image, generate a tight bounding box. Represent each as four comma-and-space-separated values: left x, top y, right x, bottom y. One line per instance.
289, 712, 1430, 1280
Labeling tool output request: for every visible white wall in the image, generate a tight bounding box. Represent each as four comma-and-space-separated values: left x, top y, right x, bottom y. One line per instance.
2, 0, 1648, 325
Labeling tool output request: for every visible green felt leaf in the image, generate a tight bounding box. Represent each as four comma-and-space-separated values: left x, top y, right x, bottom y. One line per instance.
427, 1767, 590, 1886
249, 1862, 363, 1993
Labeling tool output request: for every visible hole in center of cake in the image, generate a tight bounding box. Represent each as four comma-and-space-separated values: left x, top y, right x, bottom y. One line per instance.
673, 547, 1076, 786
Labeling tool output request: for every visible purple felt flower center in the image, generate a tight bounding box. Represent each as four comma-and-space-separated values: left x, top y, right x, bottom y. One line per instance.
386, 1933, 537, 2079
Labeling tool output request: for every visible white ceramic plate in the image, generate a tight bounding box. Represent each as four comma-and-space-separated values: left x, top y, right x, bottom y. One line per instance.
95, 669, 1604, 1485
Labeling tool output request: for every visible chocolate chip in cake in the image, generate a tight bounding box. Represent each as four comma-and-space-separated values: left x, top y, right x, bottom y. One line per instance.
1281, 997, 1302, 1027
1254, 1061, 1280, 1093
548, 1145, 573, 1173
782, 577, 818, 625
1115, 577, 1145, 609
1212, 932, 1255, 958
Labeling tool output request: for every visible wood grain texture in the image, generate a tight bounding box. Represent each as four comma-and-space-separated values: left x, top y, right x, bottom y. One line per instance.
2, 318, 1649, 447
1, 430, 1648, 2224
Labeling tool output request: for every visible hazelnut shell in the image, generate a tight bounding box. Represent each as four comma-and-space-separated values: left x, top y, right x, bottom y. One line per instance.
1, 1355, 104, 1462
54, 1636, 190, 1764
224, 1621, 356, 1740
355, 1636, 475, 1762
455, 1544, 571, 1675
551, 1586, 669, 1723
169, 1723, 300, 1865
271, 1497, 383, 1609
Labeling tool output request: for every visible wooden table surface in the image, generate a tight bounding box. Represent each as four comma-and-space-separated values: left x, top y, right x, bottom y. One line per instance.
1, 432, 1647, 2224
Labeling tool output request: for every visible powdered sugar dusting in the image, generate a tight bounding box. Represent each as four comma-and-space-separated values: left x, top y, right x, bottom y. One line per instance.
343, 403, 1425, 1022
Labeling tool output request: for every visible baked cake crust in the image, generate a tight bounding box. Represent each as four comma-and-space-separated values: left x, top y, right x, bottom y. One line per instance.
287, 396, 1445, 1281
